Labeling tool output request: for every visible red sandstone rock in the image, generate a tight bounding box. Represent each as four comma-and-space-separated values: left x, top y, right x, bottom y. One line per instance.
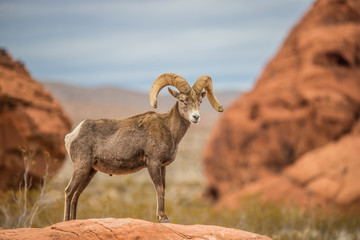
0, 218, 272, 240
203, 0, 360, 209
0, 49, 71, 191
218, 128, 360, 209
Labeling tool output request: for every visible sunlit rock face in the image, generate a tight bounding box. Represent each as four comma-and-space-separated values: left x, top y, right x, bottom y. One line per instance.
0, 49, 71, 191
0, 218, 273, 240
203, 0, 360, 209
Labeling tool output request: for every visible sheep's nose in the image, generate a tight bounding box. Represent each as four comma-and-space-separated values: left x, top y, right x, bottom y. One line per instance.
190, 111, 200, 123
192, 114, 199, 120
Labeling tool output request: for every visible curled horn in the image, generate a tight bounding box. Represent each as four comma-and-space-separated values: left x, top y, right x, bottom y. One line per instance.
192, 75, 224, 112
150, 73, 191, 108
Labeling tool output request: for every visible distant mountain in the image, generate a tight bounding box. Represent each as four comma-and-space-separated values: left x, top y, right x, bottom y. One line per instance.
41, 81, 241, 127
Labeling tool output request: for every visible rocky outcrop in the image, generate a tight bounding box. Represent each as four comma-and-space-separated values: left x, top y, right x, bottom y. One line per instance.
203, 0, 360, 209
218, 125, 360, 209
0, 49, 71, 191
0, 218, 272, 240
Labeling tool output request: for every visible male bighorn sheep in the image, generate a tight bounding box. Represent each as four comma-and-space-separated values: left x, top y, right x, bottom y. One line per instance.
63, 73, 223, 222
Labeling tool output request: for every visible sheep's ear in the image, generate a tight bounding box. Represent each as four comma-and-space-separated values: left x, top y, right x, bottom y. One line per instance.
168, 87, 179, 99
201, 91, 206, 99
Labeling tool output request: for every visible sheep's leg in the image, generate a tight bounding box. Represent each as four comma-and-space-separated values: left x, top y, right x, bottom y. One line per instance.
70, 168, 97, 220
64, 167, 97, 221
64, 172, 78, 221
161, 166, 166, 194
64, 186, 72, 221
147, 163, 169, 223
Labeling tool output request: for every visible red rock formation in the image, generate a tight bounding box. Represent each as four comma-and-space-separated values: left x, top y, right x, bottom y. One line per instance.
218, 125, 360, 209
203, 0, 360, 209
0, 49, 71, 191
0, 218, 272, 240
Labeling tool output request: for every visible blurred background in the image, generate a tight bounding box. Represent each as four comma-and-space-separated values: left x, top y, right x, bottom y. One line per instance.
0, 0, 313, 91
1, 1, 360, 239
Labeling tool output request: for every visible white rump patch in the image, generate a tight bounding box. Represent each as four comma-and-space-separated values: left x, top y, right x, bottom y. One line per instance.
65, 120, 85, 153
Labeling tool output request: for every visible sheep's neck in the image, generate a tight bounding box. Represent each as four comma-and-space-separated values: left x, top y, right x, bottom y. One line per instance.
166, 102, 190, 144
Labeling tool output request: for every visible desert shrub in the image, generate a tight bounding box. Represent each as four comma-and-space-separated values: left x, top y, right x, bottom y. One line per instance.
0, 149, 60, 228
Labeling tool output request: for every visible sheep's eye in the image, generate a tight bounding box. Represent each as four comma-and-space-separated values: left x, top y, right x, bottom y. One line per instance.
180, 99, 187, 105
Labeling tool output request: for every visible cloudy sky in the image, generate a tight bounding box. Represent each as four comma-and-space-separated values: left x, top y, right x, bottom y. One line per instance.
0, 0, 314, 92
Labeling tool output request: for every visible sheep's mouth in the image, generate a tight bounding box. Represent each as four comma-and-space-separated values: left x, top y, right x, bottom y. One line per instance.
190, 119, 200, 124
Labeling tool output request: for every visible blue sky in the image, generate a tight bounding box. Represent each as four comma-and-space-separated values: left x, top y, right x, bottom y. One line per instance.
0, 0, 314, 92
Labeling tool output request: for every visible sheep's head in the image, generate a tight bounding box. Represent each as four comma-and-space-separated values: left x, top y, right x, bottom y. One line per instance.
149, 73, 223, 124
167, 87, 206, 123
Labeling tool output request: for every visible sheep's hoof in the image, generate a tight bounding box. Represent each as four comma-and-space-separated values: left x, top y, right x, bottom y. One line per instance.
159, 218, 170, 223
158, 216, 170, 223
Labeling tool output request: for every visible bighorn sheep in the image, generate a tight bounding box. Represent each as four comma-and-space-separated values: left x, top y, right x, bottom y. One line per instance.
63, 73, 223, 222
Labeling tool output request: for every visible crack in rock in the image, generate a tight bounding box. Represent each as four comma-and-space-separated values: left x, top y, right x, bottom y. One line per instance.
159, 224, 220, 239
160, 224, 193, 239
51, 226, 80, 239
91, 220, 120, 240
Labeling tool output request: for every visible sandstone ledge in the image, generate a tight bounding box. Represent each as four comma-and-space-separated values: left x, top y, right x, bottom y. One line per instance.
0, 218, 272, 240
